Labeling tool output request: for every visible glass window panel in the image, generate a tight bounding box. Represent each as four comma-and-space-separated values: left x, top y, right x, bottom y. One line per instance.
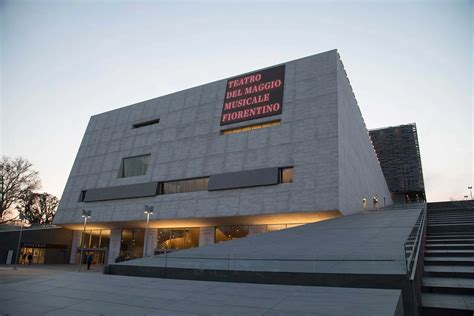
90, 230, 101, 248
157, 229, 171, 249
168, 182, 177, 194
184, 228, 200, 248
175, 181, 184, 193
120, 229, 144, 260
100, 230, 111, 248
281, 167, 294, 183
185, 179, 194, 192
169, 229, 185, 249
194, 179, 204, 191
119, 154, 151, 178
215, 225, 249, 243
241, 126, 252, 132
203, 178, 209, 190
162, 183, 168, 194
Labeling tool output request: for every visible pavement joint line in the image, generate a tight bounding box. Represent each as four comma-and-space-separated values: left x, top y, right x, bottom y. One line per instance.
260, 287, 297, 314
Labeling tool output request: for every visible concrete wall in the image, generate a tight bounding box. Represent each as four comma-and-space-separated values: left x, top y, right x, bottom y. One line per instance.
336, 56, 393, 214
54, 49, 392, 226
54, 50, 342, 226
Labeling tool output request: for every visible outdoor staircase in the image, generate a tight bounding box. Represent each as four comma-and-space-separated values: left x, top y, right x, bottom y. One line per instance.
421, 201, 474, 315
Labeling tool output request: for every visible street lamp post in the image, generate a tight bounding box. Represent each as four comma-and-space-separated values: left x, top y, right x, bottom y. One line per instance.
13, 214, 25, 270
79, 209, 91, 272
143, 205, 154, 258
468, 186, 473, 200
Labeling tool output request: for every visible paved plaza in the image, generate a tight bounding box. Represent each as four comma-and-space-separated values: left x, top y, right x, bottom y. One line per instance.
0, 265, 402, 315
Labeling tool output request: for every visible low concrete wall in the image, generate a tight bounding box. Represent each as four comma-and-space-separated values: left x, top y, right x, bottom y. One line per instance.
106, 263, 411, 315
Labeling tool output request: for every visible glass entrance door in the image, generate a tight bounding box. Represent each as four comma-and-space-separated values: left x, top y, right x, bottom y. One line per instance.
77, 248, 107, 264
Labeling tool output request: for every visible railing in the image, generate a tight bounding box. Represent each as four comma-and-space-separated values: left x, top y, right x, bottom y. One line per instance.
403, 204, 427, 316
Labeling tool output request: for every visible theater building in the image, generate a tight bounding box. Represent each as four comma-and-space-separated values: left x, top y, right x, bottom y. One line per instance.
52, 49, 392, 265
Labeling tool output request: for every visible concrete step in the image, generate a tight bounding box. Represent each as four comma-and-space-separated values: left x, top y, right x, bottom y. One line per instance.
428, 213, 474, 216
428, 214, 474, 222
428, 221, 474, 225
427, 235, 474, 240
425, 250, 474, 257
428, 223, 474, 227
424, 266, 474, 278
428, 232, 474, 236
426, 239, 474, 244
429, 209, 474, 212
425, 257, 474, 266
426, 244, 474, 250
428, 215, 474, 219
421, 293, 474, 315
428, 225, 474, 234
423, 277, 474, 295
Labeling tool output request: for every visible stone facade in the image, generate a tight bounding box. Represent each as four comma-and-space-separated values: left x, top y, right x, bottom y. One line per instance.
54, 49, 392, 227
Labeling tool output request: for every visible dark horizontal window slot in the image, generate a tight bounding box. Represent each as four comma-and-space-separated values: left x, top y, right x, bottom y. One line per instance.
133, 118, 160, 129
83, 182, 159, 202
80, 166, 293, 202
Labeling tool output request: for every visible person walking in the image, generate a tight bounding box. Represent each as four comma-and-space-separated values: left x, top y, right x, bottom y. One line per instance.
86, 253, 94, 270
27, 253, 33, 265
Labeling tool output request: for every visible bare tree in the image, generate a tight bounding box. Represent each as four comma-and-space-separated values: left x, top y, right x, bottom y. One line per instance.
36, 192, 59, 224
0, 156, 41, 222
16, 191, 59, 225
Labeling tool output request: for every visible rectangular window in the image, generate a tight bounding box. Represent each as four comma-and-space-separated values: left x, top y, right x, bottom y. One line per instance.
78, 190, 87, 202
280, 167, 294, 183
215, 225, 249, 243
118, 154, 150, 178
132, 118, 160, 129
157, 227, 200, 250
221, 119, 281, 135
161, 177, 209, 195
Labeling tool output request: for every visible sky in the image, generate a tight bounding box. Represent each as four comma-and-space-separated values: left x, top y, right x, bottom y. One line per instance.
1, 0, 473, 202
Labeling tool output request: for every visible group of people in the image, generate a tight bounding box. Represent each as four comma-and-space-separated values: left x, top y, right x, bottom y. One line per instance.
21, 253, 33, 265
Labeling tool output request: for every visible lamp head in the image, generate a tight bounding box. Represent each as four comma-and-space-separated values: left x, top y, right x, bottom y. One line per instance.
144, 205, 154, 215
82, 209, 91, 218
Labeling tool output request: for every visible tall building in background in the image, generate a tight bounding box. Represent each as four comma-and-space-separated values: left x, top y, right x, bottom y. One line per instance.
369, 123, 425, 203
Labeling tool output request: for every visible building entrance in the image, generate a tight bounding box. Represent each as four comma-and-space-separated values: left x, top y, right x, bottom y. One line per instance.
77, 248, 108, 265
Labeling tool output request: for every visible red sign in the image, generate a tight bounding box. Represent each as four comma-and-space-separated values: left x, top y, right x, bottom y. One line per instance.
220, 65, 285, 125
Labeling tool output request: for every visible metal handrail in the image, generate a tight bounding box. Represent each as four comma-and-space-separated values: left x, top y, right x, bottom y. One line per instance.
404, 205, 427, 279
